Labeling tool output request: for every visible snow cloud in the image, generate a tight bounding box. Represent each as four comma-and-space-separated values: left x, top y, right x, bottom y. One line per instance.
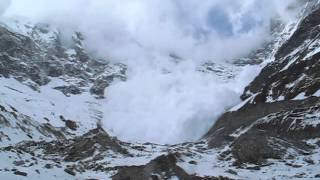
4, 0, 298, 61
0, 0, 11, 16
2, 0, 300, 144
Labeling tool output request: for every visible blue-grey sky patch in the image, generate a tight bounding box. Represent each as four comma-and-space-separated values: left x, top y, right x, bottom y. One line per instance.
0, 0, 11, 15
207, 6, 234, 37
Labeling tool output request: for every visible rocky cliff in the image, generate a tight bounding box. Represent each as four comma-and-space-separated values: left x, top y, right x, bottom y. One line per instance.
1, 1, 320, 179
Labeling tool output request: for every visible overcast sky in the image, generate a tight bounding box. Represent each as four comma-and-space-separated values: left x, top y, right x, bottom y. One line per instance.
2, 0, 298, 62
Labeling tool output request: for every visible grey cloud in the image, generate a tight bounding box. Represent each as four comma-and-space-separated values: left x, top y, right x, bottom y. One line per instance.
0, 0, 11, 15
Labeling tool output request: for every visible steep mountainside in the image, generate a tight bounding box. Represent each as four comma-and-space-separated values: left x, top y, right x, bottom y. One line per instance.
0, 20, 127, 146
1, 1, 320, 179
0, 19, 239, 179
205, 0, 320, 179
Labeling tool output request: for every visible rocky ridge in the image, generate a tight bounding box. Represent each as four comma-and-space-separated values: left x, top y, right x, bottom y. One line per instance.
0, 20, 127, 98
1, 0, 320, 179
205, 0, 320, 178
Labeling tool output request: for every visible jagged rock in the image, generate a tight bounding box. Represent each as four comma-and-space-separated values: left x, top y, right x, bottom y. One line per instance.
231, 130, 284, 165
0, 114, 10, 126
64, 168, 76, 176
90, 64, 127, 98
0, 23, 127, 97
225, 169, 237, 175
1, 1, 320, 179
40, 123, 67, 140
44, 164, 53, 169
13, 160, 25, 166
205, 97, 320, 164
90, 76, 112, 97
201, 2, 320, 168
64, 120, 78, 131
112, 154, 230, 180
198, 62, 238, 80
2, 127, 129, 162
54, 85, 82, 96
13, 171, 28, 176
276, 6, 320, 59
40, 60, 64, 77
205, 98, 317, 147
63, 127, 128, 161
0, 26, 36, 57
242, 5, 320, 103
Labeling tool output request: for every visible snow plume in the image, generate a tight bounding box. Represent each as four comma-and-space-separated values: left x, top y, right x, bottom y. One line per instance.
4, 0, 298, 61
3, 0, 298, 144
0, 0, 10, 16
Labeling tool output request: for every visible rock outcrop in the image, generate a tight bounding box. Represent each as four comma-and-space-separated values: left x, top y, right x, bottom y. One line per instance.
0, 22, 127, 98
1, 1, 320, 179
205, 0, 320, 173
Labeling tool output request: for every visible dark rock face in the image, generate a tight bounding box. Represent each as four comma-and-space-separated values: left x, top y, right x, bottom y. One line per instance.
231, 130, 284, 165
64, 168, 76, 176
1, 127, 232, 179
205, 97, 320, 146
64, 120, 78, 131
113, 154, 231, 180
276, 6, 320, 60
242, 5, 320, 103
0, 26, 48, 85
205, 3, 320, 167
62, 127, 128, 162
112, 154, 192, 180
90, 63, 127, 98
23, 127, 128, 162
13, 170, 28, 177
2, 2, 320, 179
0, 24, 127, 97
206, 96, 320, 165
0, 26, 36, 57
0, 107, 70, 144
54, 85, 82, 96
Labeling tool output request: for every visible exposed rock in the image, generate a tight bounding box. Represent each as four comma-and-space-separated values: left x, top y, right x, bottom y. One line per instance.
65, 120, 78, 131
204, 1, 320, 168
2, 127, 129, 162
44, 164, 53, 169
205, 97, 320, 164
62, 127, 128, 162
113, 154, 230, 180
90, 63, 127, 98
242, 5, 320, 103
1, 1, 320, 179
13, 160, 25, 166
198, 62, 239, 80
225, 169, 237, 175
231, 130, 284, 165
90, 76, 112, 98
54, 85, 82, 96
64, 168, 76, 176
13, 171, 28, 176
0, 23, 127, 98
205, 97, 320, 147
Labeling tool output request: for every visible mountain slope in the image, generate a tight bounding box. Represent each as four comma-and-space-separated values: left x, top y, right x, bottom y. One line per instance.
1, 1, 320, 179
205, 1, 320, 178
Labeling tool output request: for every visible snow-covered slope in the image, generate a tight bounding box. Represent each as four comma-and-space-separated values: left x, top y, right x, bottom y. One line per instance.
0, 19, 128, 143
1, 0, 320, 179
205, 1, 320, 179
0, 18, 241, 179
242, 0, 320, 103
